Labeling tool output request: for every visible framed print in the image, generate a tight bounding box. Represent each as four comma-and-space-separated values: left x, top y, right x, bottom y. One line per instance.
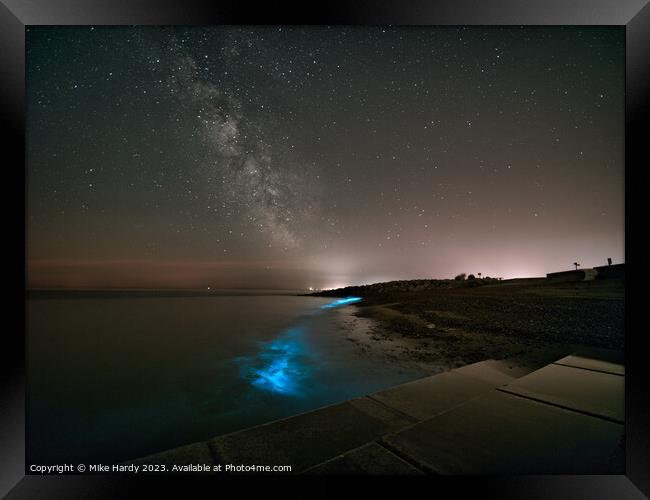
1, 0, 648, 497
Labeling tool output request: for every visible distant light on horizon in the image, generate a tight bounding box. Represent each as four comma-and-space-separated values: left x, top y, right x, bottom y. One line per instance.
323, 283, 349, 291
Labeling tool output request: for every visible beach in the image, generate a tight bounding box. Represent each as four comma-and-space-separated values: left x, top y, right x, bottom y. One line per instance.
316, 277, 624, 373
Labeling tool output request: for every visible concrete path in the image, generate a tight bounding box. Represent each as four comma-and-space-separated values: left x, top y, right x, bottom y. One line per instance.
126, 348, 624, 474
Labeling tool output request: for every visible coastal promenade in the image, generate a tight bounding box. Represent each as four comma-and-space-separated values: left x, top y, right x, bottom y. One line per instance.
126, 347, 624, 474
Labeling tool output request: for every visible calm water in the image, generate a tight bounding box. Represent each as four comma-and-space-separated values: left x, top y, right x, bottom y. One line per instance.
27, 293, 425, 464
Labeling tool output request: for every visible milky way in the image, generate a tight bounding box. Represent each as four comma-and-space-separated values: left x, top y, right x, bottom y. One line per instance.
27, 26, 624, 289
167, 42, 319, 250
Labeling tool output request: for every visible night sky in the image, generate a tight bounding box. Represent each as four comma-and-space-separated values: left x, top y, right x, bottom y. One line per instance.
27, 26, 624, 290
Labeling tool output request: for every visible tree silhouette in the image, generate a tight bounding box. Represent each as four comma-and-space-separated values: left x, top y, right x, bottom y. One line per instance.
573, 262, 580, 270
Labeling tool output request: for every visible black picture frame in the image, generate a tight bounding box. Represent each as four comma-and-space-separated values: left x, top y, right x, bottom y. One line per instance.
2, 0, 647, 497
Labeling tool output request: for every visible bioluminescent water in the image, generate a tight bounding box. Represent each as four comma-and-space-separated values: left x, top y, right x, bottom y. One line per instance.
238, 297, 363, 396
27, 293, 428, 465
319, 296, 362, 309
238, 326, 310, 395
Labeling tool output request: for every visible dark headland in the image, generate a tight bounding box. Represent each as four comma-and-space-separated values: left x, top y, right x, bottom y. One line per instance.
308, 273, 624, 372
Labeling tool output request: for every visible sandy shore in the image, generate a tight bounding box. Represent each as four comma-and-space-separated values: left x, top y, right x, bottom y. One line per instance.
330, 278, 624, 374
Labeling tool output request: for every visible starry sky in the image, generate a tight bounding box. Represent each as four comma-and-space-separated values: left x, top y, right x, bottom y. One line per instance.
26, 26, 624, 290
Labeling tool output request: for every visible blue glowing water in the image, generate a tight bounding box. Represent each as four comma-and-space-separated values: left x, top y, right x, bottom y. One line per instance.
238, 326, 309, 395
319, 296, 362, 309
238, 297, 362, 396
28, 293, 429, 465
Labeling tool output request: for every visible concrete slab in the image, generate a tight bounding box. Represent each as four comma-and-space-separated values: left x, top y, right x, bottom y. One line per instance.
452, 359, 529, 385
369, 370, 497, 421
208, 397, 413, 473
382, 390, 624, 474
554, 354, 624, 376
574, 347, 624, 365
501, 344, 578, 372
498, 363, 624, 423
303, 442, 424, 475
125, 441, 216, 468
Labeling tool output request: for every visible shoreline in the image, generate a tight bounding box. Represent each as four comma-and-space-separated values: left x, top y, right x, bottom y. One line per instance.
335, 278, 624, 374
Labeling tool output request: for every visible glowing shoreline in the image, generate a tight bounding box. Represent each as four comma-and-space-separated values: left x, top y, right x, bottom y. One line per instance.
240, 296, 363, 395
319, 297, 362, 309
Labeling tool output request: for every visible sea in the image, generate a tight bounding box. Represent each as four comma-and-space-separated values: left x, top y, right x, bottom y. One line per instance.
27, 291, 426, 465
